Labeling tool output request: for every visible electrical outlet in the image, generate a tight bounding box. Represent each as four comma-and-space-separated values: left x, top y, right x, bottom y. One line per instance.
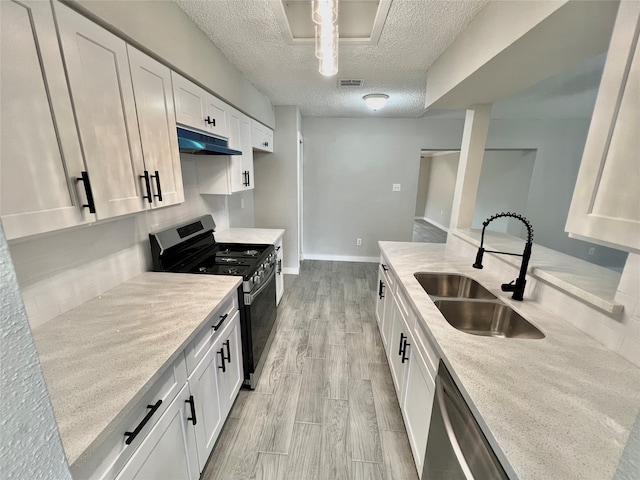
392, 184, 401, 192
356, 238, 362, 246
588, 247, 595, 256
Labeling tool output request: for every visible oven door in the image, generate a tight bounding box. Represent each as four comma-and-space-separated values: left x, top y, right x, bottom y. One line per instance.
241, 269, 277, 389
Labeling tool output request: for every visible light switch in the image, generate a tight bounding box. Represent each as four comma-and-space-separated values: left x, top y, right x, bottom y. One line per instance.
392, 184, 401, 192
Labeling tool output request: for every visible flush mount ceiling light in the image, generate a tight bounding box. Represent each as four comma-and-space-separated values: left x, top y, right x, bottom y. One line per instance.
363, 93, 389, 111
312, 0, 339, 77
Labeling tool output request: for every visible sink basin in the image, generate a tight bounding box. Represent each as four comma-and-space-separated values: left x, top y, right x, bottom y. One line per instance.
434, 299, 545, 339
414, 273, 496, 300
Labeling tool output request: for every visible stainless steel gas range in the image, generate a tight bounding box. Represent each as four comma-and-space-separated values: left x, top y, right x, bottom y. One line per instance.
149, 215, 277, 389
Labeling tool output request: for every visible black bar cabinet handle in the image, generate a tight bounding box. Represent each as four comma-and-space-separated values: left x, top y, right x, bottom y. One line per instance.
378, 280, 385, 299
223, 339, 231, 363
76, 171, 96, 214
205, 116, 216, 126
124, 399, 162, 445
401, 339, 410, 364
218, 349, 226, 372
381, 264, 389, 272
277, 259, 282, 275
151, 170, 162, 201
246, 171, 250, 187
399, 333, 406, 357
212, 313, 228, 331
140, 171, 152, 204
185, 395, 197, 425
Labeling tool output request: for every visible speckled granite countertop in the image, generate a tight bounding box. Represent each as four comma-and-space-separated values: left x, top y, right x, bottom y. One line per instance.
31, 272, 241, 469
214, 227, 284, 245
379, 241, 640, 480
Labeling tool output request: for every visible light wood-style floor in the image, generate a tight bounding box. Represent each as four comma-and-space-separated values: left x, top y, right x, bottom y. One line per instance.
202, 261, 419, 480
412, 219, 447, 243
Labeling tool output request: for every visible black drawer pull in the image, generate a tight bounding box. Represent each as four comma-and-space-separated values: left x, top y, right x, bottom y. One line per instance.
378, 280, 385, 299
401, 340, 410, 364
76, 171, 96, 214
218, 349, 226, 372
140, 171, 152, 203
151, 170, 162, 201
205, 116, 216, 126
213, 313, 228, 331
381, 264, 389, 272
223, 339, 231, 363
124, 399, 162, 445
399, 333, 406, 357
185, 395, 197, 425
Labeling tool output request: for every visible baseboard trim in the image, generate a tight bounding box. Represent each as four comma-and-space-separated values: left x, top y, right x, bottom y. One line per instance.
303, 254, 379, 263
282, 267, 299, 275
418, 217, 449, 233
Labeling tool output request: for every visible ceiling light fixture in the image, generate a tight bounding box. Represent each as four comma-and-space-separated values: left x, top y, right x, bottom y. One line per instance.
312, 0, 339, 77
363, 93, 389, 111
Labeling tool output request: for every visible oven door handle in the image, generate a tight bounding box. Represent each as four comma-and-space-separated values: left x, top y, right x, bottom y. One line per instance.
245, 268, 276, 305
435, 374, 474, 480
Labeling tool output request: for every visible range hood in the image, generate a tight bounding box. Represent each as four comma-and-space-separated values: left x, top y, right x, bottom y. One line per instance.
177, 127, 242, 155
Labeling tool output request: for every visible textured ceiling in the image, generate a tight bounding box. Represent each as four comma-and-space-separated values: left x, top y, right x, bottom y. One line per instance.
173, 0, 488, 117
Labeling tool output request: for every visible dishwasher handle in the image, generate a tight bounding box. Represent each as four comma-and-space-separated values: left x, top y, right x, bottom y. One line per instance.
435, 374, 475, 480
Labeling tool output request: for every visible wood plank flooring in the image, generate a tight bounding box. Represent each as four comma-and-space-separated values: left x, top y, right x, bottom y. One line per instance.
412, 219, 447, 243
201, 260, 419, 480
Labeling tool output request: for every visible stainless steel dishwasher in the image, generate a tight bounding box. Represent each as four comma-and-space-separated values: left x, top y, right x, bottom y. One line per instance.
423, 361, 509, 480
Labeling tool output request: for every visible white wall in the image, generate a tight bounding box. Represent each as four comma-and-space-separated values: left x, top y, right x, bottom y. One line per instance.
0, 224, 71, 480
472, 150, 536, 236
253, 106, 301, 272
302, 118, 465, 260
227, 189, 255, 228
8, 156, 232, 328
71, 0, 274, 127
415, 157, 430, 217
422, 152, 460, 230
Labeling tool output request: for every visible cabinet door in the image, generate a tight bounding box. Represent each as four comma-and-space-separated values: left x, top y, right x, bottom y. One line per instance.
205, 95, 229, 139
188, 342, 224, 472
275, 240, 284, 305
251, 120, 274, 152
240, 114, 255, 189
217, 311, 243, 416
0, 0, 92, 239
380, 286, 394, 351
565, 1, 640, 253
53, 1, 146, 219
172, 71, 209, 134
228, 108, 246, 192
375, 265, 387, 327
116, 383, 199, 480
402, 347, 434, 475
127, 46, 184, 208
388, 297, 410, 401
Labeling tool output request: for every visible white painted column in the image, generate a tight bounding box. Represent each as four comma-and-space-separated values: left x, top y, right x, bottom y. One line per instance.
449, 104, 493, 229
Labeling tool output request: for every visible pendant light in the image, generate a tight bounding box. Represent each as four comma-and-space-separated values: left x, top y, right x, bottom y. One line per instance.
312, 0, 339, 77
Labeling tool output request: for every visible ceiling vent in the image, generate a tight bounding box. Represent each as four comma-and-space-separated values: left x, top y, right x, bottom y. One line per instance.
339, 79, 364, 88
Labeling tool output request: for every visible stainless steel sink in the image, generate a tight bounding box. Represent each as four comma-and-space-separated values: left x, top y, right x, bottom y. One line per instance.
414, 273, 496, 300
433, 299, 545, 339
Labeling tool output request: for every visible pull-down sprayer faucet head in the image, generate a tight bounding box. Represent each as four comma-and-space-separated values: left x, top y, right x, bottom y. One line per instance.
472, 212, 534, 301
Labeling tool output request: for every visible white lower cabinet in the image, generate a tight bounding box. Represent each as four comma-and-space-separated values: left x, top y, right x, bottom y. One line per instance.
275, 238, 284, 305
188, 309, 242, 471
402, 347, 434, 475
116, 383, 199, 480
375, 252, 438, 476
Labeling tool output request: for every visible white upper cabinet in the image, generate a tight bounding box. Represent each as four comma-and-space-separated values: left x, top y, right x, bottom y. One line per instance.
565, 1, 640, 253
128, 46, 184, 208
53, 0, 147, 220
0, 0, 92, 240
251, 120, 274, 152
171, 72, 229, 139
197, 107, 254, 195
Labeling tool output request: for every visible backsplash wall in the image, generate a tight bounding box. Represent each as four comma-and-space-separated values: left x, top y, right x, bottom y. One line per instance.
9, 156, 233, 328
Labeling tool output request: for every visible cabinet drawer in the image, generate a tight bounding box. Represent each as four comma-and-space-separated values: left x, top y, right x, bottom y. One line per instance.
379, 257, 395, 294
73, 353, 188, 480
185, 291, 239, 374
395, 287, 413, 329
412, 320, 440, 384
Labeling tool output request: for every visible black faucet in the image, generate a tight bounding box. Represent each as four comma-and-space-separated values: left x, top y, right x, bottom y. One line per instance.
472, 212, 533, 301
